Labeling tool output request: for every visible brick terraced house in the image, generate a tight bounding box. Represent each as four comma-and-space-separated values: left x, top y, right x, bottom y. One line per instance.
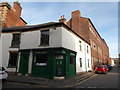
67, 10, 110, 70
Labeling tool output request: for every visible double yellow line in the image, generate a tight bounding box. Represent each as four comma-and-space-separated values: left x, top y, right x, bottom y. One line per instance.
5, 74, 97, 88
59, 74, 97, 88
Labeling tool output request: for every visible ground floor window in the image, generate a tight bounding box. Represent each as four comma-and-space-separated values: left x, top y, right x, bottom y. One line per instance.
8, 52, 18, 67
80, 58, 82, 67
35, 54, 48, 66
88, 59, 90, 68
70, 56, 74, 65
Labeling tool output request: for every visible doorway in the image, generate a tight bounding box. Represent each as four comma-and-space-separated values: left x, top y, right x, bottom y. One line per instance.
55, 55, 65, 76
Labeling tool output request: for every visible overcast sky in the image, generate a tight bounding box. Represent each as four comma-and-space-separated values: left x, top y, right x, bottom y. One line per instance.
5, 1, 118, 58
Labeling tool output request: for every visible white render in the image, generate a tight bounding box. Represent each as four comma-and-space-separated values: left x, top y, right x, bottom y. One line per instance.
2, 33, 12, 69
20, 28, 62, 49
61, 27, 92, 72
2, 26, 92, 73
20, 26, 92, 73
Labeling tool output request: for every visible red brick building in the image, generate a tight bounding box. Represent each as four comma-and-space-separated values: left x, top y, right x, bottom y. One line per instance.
0, 1, 27, 29
67, 10, 110, 69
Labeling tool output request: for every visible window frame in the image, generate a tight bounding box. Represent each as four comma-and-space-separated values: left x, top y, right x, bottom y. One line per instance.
40, 30, 49, 46
35, 54, 48, 67
88, 59, 90, 68
79, 41, 82, 51
69, 56, 74, 65
80, 58, 82, 67
11, 34, 21, 48
87, 46, 89, 53
8, 52, 18, 68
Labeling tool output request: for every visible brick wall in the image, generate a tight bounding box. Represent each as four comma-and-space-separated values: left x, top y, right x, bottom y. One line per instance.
67, 10, 110, 70
0, 2, 27, 29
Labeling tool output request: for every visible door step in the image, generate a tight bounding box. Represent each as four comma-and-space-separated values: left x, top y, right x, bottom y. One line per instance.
54, 76, 65, 80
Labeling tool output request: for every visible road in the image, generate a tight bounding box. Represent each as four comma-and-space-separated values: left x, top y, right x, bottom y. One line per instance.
1, 64, 119, 89
73, 64, 119, 88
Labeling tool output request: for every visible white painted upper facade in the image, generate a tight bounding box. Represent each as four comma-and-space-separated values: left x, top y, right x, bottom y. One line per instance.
1, 25, 92, 73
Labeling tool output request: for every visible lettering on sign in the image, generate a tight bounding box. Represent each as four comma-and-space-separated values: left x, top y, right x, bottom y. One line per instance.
56, 55, 63, 59
36, 63, 47, 66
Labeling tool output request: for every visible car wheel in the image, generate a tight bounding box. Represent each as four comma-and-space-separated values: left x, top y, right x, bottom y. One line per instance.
2, 79, 7, 82
104, 72, 106, 74
95, 71, 97, 74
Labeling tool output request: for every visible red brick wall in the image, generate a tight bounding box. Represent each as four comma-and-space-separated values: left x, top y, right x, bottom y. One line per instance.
67, 10, 110, 69
0, 2, 27, 29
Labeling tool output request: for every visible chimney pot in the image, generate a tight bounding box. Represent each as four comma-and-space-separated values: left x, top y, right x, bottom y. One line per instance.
59, 15, 66, 24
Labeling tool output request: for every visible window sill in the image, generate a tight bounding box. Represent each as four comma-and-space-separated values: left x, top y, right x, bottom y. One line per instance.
7, 66, 16, 68
9, 46, 20, 48
39, 44, 49, 47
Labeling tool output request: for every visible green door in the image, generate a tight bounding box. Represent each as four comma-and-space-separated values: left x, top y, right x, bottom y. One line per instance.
19, 52, 29, 75
55, 55, 65, 76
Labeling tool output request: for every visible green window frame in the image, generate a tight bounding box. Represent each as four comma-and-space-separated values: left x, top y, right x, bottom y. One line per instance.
35, 54, 48, 66
80, 58, 82, 67
70, 56, 74, 65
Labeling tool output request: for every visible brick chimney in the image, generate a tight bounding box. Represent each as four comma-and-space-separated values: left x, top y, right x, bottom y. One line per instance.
13, 1, 22, 18
59, 15, 66, 24
71, 10, 81, 33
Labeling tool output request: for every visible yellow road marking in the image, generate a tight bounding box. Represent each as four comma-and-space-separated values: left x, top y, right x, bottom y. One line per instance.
5, 74, 98, 88
59, 74, 98, 88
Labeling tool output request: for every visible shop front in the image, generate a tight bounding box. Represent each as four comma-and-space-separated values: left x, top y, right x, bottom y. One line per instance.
18, 48, 76, 79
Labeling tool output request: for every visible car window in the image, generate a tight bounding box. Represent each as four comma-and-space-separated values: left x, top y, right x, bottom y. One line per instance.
97, 66, 103, 68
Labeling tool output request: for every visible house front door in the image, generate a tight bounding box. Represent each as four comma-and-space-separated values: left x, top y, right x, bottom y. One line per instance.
19, 51, 29, 75
55, 55, 65, 76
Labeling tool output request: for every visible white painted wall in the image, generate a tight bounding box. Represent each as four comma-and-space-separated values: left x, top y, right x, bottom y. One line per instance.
20, 28, 62, 49
61, 27, 92, 73
1, 33, 20, 72
2, 33, 12, 69
2, 26, 92, 73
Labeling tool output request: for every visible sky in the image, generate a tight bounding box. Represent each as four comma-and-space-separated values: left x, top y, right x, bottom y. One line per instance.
5, 1, 118, 58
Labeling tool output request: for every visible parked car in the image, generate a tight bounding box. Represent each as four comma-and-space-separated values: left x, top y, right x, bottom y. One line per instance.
107, 64, 112, 71
118, 62, 120, 67
0, 67, 8, 81
95, 65, 108, 74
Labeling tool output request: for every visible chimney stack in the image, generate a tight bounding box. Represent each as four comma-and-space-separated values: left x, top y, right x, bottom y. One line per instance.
72, 10, 81, 18
59, 15, 66, 24
71, 10, 81, 33
13, 1, 22, 18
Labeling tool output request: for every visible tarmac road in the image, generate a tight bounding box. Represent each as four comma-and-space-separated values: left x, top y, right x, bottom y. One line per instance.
1, 64, 119, 89
73, 64, 119, 88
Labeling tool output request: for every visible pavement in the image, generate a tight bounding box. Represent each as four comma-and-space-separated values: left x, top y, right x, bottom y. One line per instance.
6, 71, 95, 88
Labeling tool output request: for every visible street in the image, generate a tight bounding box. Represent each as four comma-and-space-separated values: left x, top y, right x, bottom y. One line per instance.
73, 64, 119, 88
1, 64, 119, 88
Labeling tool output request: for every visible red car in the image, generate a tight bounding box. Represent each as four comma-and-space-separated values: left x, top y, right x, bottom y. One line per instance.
95, 65, 108, 74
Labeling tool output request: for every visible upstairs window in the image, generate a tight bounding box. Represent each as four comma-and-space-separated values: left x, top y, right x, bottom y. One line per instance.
40, 30, 49, 46
11, 34, 20, 47
79, 41, 82, 51
87, 46, 89, 53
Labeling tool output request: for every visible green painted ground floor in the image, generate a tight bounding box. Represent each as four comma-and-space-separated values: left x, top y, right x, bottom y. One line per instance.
18, 48, 77, 79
